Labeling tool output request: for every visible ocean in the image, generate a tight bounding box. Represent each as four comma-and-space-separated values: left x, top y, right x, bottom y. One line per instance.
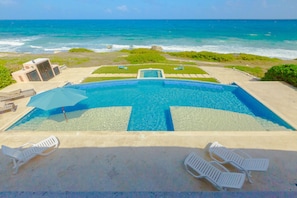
0, 19, 297, 59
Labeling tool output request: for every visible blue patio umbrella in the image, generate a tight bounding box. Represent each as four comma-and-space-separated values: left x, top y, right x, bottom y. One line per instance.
27, 87, 87, 121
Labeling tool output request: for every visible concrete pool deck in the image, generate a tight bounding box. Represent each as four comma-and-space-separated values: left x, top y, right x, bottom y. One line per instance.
1, 66, 297, 197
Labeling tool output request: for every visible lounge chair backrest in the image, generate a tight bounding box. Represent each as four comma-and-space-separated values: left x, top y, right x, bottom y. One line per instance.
209, 142, 244, 165
0, 89, 36, 102
1, 145, 24, 161
21, 89, 36, 97
0, 101, 5, 108
1, 136, 59, 174
9, 89, 22, 95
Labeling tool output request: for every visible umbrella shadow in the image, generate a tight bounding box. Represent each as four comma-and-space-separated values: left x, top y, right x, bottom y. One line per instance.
47, 109, 88, 123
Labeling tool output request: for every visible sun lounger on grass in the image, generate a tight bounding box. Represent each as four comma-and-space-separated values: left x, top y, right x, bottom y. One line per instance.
184, 152, 246, 191
1, 135, 59, 174
208, 141, 269, 183
118, 65, 128, 70
174, 66, 184, 70
0, 101, 17, 113
0, 88, 36, 102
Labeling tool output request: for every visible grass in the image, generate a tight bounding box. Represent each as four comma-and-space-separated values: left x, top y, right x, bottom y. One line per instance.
69, 48, 95, 53
82, 77, 133, 83
93, 64, 207, 74
82, 77, 218, 83
167, 77, 219, 83
2, 49, 297, 87
168, 51, 280, 63
225, 65, 265, 78
83, 64, 218, 83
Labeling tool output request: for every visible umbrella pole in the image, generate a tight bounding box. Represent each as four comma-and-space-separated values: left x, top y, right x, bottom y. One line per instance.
62, 107, 68, 122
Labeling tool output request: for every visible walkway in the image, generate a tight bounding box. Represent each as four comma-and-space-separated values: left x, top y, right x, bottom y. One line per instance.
90, 73, 211, 78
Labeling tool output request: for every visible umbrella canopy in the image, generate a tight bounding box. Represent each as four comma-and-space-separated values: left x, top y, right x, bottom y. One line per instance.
27, 87, 87, 111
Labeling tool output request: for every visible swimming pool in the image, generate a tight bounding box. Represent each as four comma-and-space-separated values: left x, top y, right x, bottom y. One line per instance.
137, 69, 165, 79
7, 79, 295, 131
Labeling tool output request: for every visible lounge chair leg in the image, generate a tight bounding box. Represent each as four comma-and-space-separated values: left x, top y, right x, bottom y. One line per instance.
13, 168, 18, 174
247, 174, 253, 183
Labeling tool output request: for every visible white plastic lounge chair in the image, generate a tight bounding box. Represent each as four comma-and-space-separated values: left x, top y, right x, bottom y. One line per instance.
118, 65, 128, 70
184, 152, 246, 191
0, 101, 17, 113
208, 141, 269, 183
1, 135, 59, 174
0, 88, 36, 102
174, 66, 184, 70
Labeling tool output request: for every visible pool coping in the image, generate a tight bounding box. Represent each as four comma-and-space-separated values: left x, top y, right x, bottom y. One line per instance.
137, 68, 166, 79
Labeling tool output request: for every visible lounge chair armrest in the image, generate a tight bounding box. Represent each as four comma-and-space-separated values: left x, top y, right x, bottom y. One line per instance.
37, 147, 58, 156
209, 152, 232, 164
18, 142, 34, 149
184, 165, 205, 179
232, 149, 252, 159
209, 161, 230, 172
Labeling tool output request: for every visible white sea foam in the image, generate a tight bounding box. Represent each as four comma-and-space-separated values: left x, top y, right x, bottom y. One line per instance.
0, 39, 24, 46
30, 45, 43, 49
1, 37, 297, 59
44, 47, 71, 52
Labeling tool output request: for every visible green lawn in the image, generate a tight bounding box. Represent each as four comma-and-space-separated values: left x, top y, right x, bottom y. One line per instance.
82, 77, 134, 83
225, 65, 264, 78
84, 64, 218, 83
93, 64, 207, 74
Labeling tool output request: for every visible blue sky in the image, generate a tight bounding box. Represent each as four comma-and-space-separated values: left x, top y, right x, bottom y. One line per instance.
0, 0, 297, 19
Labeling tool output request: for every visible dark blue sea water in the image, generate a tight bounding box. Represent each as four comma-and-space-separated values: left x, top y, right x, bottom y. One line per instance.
1, 20, 297, 59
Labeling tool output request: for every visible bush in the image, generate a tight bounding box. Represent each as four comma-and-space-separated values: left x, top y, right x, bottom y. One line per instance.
168, 51, 279, 62
262, 64, 297, 87
236, 53, 279, 61
125, 48, 166, 64
69, 48, 94, 53
0, 65, 15, 89
168, 51, 235, 62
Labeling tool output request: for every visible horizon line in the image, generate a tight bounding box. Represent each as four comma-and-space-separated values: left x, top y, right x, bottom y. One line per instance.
0, 18, 297, 21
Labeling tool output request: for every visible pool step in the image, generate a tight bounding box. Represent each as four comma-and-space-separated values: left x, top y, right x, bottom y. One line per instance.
10, 117, 46, 131
255, 117, 291, 131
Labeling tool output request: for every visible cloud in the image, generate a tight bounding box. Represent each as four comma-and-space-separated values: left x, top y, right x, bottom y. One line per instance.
117, 5, 128, 12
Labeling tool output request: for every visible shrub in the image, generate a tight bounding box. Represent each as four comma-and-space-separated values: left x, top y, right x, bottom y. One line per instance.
0, 65, 15, 89
125, 48, 166, 64
168, 51, 235, 62
262, 64, 297, 87
69, 48, 94, 53
126, 53, 166, 64
168, 51, 279, 62
236, 53, 279, 61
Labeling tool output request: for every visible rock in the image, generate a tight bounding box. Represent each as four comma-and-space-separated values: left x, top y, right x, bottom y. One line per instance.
151, 45, 163, 51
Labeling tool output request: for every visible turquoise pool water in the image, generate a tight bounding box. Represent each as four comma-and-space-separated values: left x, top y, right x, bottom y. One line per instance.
137, 69, 165, 79
7, 79, 295, 131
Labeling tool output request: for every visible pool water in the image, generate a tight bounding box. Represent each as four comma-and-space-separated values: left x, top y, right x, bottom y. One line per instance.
7, 79, 295, 131
137, 69, 165, 79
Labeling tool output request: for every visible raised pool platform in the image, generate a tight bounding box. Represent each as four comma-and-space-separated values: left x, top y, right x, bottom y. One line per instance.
137, 68, 165, 79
